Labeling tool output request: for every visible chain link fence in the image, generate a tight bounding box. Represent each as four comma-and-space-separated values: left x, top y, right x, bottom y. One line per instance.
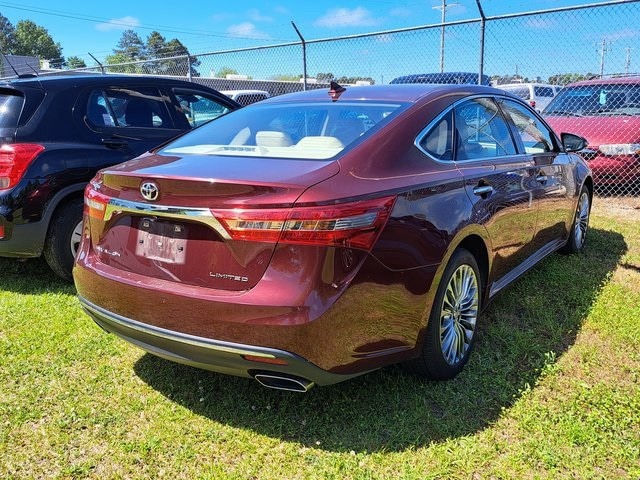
4, 0, 640, 197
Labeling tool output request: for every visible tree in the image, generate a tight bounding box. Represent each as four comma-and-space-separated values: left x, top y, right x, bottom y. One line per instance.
0, 13, 16, 54
271, 74, 302, 82
142, 32, 200, 77
14, 20, 63, 64
316, 72, 335, 83
105, 52, 141, 73
548, 73, 596, 86
65, 56, 86, 69
216, 67, 239, 78
114, 29, 146, 61
146, 31, 167, 59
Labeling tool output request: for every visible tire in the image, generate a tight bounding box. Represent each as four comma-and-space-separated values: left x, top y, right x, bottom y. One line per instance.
43, 198, 84, 282
404, 248, 481, 380
561, 185, 590, 254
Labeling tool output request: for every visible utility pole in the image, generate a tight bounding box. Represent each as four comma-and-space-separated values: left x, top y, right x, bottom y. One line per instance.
598, 38, 610, 77
625, 47, 632, 75
433, 0, 459, 73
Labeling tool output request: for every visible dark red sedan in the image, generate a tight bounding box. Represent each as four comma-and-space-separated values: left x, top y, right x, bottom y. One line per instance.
74, 83, 592, 392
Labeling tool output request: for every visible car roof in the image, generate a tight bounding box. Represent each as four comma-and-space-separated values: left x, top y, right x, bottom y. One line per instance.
565, 75, 640, 87
260, 83, 504, 105
499, 83, 559, 88
0, 73, 216, 90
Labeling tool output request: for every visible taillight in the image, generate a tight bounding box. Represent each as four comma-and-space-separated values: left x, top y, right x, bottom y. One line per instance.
213, 196, 396, 249
84, 187, 110, 220
0, 144, 45, 189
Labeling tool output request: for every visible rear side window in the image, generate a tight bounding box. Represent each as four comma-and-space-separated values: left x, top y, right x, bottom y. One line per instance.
86, 87, 174, 129
418, 110, 454, 161
534, 86, 555, 97
0, 93, 24, 128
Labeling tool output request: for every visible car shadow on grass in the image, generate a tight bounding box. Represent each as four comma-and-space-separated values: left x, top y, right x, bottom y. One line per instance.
0, 257, 75, 295
133, 227, 625, 453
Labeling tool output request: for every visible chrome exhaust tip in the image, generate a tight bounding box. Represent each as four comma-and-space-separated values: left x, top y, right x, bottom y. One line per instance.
253, 373, 315, 392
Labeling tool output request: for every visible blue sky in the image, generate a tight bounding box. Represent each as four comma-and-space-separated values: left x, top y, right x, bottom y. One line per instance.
1, 0, 637, 82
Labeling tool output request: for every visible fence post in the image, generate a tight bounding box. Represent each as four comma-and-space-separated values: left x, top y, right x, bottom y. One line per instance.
475, 0, 486, 84
88, 52, 105, 75
187, 54, 192, 82
291, 21, 307, 91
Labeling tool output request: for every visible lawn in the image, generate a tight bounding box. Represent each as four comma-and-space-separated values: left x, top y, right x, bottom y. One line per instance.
1, 198, 639, 479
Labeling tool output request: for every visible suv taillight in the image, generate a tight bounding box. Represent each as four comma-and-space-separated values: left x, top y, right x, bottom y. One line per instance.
0, 144, 45, 189
213, 196, 397, 250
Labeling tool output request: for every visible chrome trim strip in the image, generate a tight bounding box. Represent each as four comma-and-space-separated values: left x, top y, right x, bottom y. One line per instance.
103, 198, 232, 239
80, 297, 276, 359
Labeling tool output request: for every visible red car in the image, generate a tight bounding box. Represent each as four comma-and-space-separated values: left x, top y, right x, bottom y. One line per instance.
544, 76, 640, 189
74, 83, 592, 392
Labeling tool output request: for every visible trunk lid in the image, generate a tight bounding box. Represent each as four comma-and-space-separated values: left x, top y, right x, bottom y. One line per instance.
87, 151, 340, 290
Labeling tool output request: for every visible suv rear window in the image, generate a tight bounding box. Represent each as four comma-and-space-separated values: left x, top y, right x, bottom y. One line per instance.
0, 93, 24, 128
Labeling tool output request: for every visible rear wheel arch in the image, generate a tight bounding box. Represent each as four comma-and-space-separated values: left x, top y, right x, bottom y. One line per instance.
456, 234, 490, 304
42, 189, 86, 281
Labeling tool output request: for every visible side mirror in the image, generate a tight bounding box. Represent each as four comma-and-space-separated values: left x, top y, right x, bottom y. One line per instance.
561, 132, 588, 153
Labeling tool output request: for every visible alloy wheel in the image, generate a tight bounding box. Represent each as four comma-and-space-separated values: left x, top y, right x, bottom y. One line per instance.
439, 264, 479, 366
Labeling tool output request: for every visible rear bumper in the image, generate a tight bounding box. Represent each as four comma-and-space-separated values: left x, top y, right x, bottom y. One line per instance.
0, 218, 46, 257
79, 295, 364, 387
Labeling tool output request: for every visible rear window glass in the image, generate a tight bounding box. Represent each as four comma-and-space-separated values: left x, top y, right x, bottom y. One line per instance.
0, 93, 24, 128
501, 86, 531, 100
161, 101, 406, 160
534, 86, 555, 97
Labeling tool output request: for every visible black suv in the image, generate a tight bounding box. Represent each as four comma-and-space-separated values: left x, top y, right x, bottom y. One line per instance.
0, 74, 240, 280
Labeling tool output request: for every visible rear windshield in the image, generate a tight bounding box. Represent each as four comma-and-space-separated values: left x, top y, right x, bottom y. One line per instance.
0, 93, 24, 128
501, 86, 531, 100
161, 101, 406, 160
544, 83, 640, 116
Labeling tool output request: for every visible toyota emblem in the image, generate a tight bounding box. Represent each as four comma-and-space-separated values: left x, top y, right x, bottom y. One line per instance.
140, 181, 159, 201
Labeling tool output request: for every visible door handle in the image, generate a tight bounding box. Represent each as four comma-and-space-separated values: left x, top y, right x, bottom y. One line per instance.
102, 138, 129, 148
473, 185, 494, 196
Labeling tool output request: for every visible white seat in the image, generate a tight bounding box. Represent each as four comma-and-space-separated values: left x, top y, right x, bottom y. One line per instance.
255, 131, 293, 147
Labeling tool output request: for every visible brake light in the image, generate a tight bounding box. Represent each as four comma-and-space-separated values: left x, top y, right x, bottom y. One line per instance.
0, 144, 45, 189
213, 196, 396, 249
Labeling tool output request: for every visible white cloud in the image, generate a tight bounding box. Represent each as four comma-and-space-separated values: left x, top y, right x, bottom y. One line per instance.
226, 22, 272, 40
604, 28, 640, 41
248, 9, 273, 23
96, 16, 140, 32
390, 7, 412, 17
314, 7, 380, 28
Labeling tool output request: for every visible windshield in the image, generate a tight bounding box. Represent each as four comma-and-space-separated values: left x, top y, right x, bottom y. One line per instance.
161, 101, 406, 160
544, 83, 640, 116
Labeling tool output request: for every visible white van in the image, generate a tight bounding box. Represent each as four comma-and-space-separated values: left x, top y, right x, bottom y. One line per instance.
221, 90, 270, 106
499, 83, 561, 112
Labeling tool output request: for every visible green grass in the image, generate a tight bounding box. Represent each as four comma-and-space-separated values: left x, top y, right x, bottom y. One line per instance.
1, 198, 639, 479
